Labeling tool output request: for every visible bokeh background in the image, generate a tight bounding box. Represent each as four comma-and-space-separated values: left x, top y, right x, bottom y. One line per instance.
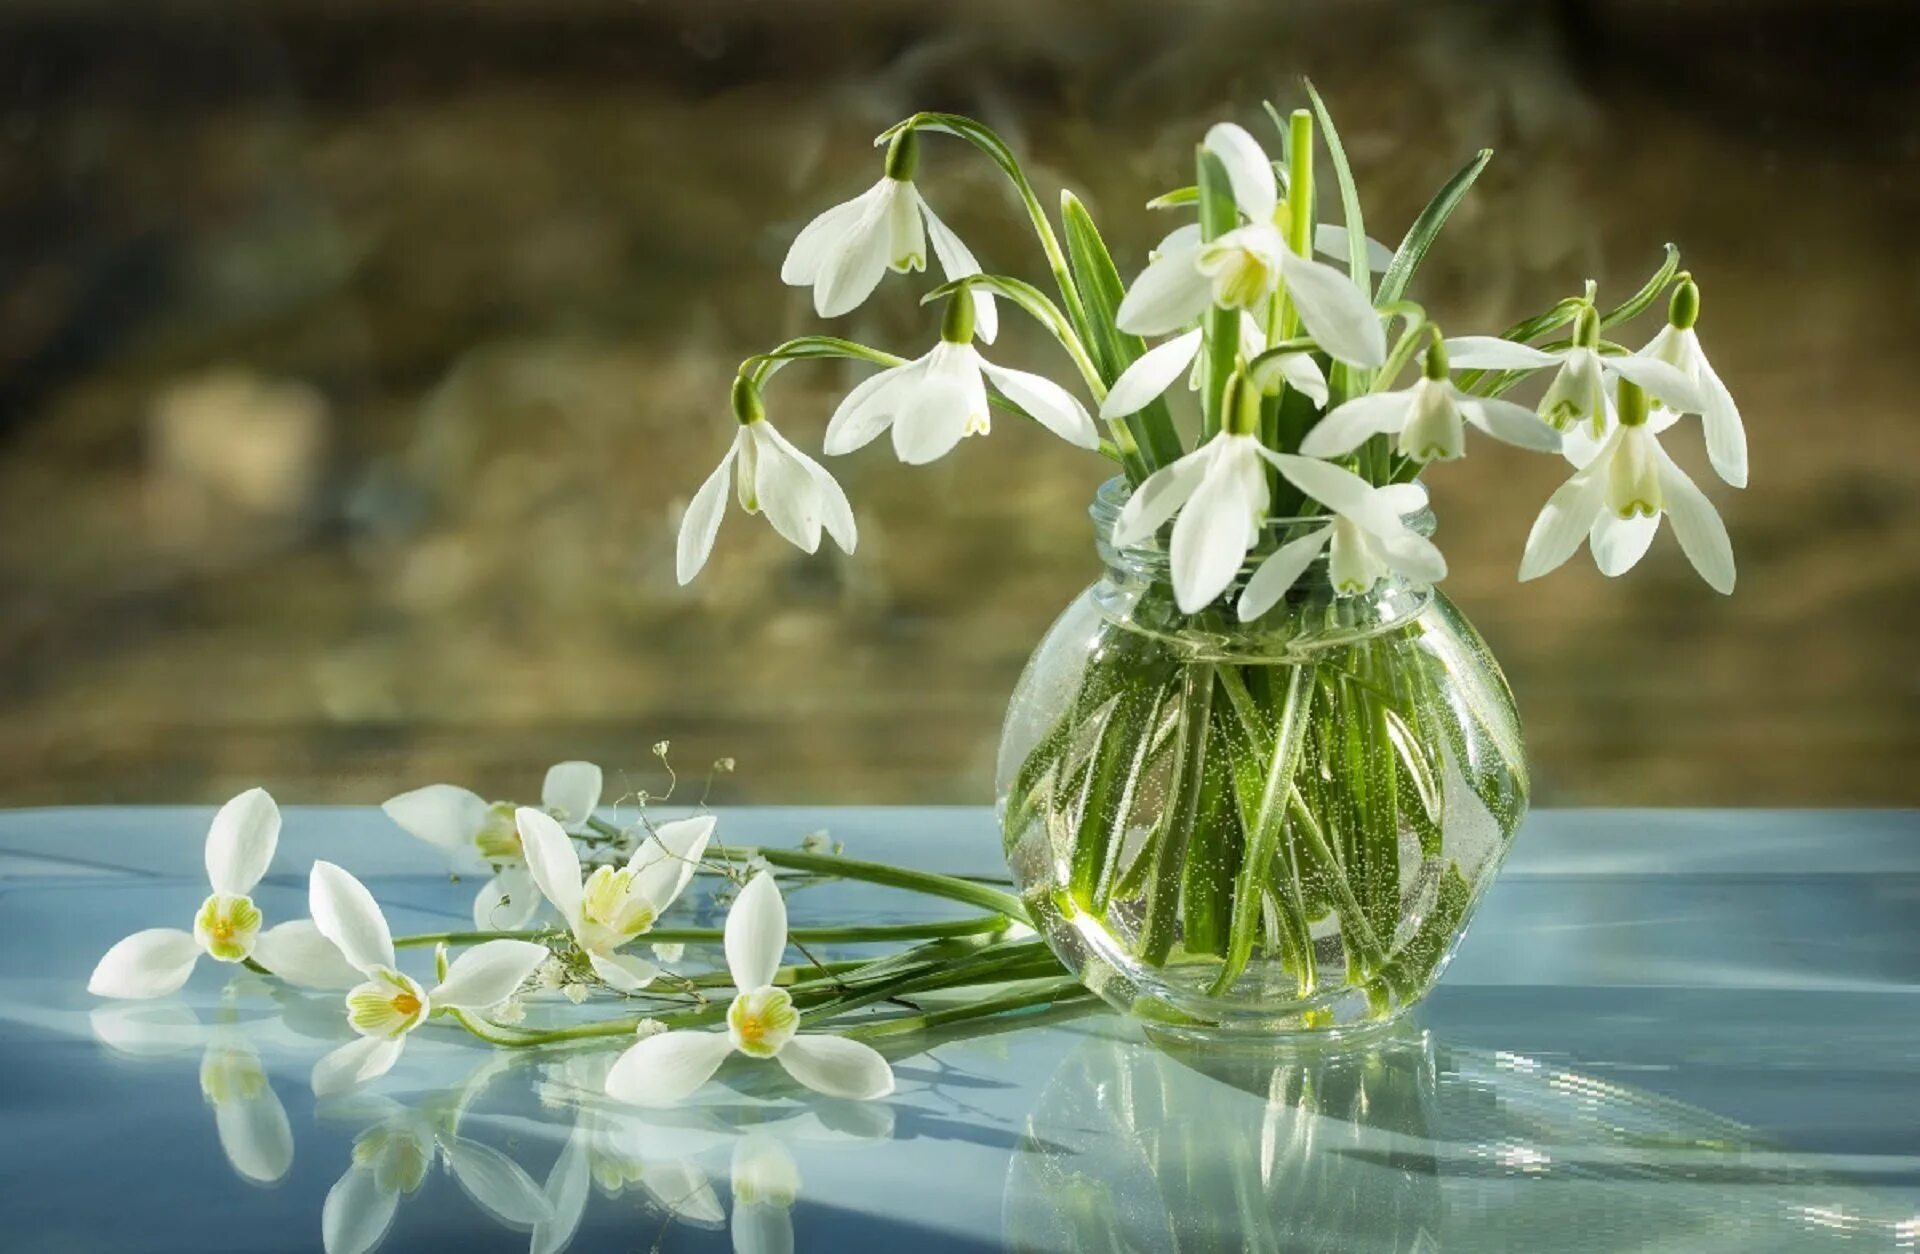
1, 0, 1915, 808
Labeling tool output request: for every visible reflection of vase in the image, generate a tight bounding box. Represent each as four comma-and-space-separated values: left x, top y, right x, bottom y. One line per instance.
997, 479, 1527, 1037
1004, 1028, 1914, 1252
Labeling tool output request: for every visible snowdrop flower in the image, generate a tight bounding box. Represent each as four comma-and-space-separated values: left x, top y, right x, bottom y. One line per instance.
823, 294, 1098, 464
383, 761, 604, 932
1444, 305, 1703, 436
1237, 455, 1446, 620
1115, 123, 1386, 369
1640, 274, 1746, 487
1301, 336, 1561, 462
308, 861, 550, 1096
603, 873, 894, 1106
1519, 377, 1735, 593
88, 788, 349, 998
514, 807, 716, 992
780, 128, 997, 338
677, 377, 857, 584
1101, 311, 1327, 422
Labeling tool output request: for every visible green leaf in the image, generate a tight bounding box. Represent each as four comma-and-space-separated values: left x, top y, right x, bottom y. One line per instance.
1304, 80, 1369, 300
1375, 148, 1493, 309
1600, 242, 1681, 329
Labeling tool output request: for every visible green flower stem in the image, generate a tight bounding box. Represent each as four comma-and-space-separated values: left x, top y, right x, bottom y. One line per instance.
391, 914, 1010, 952
736, 846, 1033, 924
921, 274, 1109, 403
841, 977, 1095, 1041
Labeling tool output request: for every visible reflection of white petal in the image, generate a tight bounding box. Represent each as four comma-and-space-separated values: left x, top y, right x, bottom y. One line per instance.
204, 788, 281, 897
641, 1158, 726, 1226
212, 1073, 294, 1184
775, 1035, 895, 1101
531, 1127, 593, 1254
88, 928, 199, 1000
308, 862, 394, 974
432, 939, 549, 1011
381, 784, 487, 851
444, 1136, 554, 1226
254, 919, 363, 990
724, 873, 787, 993
732, 1202, 795, 1254
322, 1166, 399, 1254
312, 1035, 405, 1098
89, 1001, 202, 1057
605, 1031, 736, 1107
541, 762, 603, 832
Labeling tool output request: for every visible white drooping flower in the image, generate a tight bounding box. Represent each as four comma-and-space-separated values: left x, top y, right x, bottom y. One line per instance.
1237, 455, 1447, 620
1639, 278, 1746, 488
676, 392, 858, 585
1300, 348, 1562, 463
88, 788, 356, 998
383, 761, 604, 932
1115, 123, 1386, 369
780, 131, 997, 338
514, 807, 716, 992
307, 861, 550, 1097
823, 303, 1098, 464
603, 872, 895, 1106
1112, 429, 1276, 615
1101, 311, 1328, 422
1443, 323, 1704, 436
1518, 383, 1735, 594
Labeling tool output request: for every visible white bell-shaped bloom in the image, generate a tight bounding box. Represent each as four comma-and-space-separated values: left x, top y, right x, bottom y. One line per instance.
1301, 377, 1560, 462
1112, 430, 1277, 615
1101, 312, 1327, 421
383, 761, 604, 932
824, 324, 1098, 465
676, 410, 857, 585
307, 861, 549, 1096
1518, 388, 1735, 593
1641, 321, 1746, 489
514, 807, 715, 993
1444, 331, 1704, 436
781, 160, 997, 339
603, 873, 894, 1106
88, 788, 354, 999
1237, 456, 1446, 620
1115, 124, 1386, 368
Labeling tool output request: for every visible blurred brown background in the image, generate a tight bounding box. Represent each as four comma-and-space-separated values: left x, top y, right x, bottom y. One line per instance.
0, 0, 1914, 808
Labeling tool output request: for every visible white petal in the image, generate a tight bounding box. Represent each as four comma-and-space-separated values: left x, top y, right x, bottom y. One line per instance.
629, 813, 718, 911
781, 191, 871, 286
432, 939, 549, 1011
323, 1166, 399, 1254
725, 872, 788, 992
774, 1034, 895, 1101
813, 195, 891, 318
472, 866, 542, 932
1458, 395, 1564, 453
589, 949, 662, 992
1268, 453, 1377, 517
1441, 336, 1564, 370
890, 375, 974, 466
1695, 350, 1748, 488
1115, 247, 1211, 337
1376, 529, 1448, 584
750, 429, 824, 554
515, 807, 584, 928
1560, 412, 1610, 469
381, 784, 487, 851
443, 1137, 554, 1226
205, 787, 280, 897
1112, 446, 1209, 547
1278, 250, 1386, 367
918, 194, 999, 344
1101, 329, 1201, 420
676, 444, 736, 584
1314, 223, 1392, 272
1653, 442, 1736, 594
253, 919, 362, 990
1155, 223, 1203, 256
1255, 349, 1329, 408
1299, 392, 1412, 458
979, 360, 1098, 449
1237, 527, 1331, 621
1603, 353, 1705, 415
1518, 446, 1614, 582
1589, 511, 1660, 577
757, 422, 856, 555
823, 362, 916, 457
88, 928, 199, 1000
309, 861, 395, 974
1202, 122, 1278, 221
604, 1030, 736, 1106
311, 1035, 405, 1098
541, 761, 603, 832
1169, 458, 1257, 613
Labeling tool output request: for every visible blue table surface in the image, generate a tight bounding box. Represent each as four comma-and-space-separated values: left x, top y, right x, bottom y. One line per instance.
3, 806, 1918, 1251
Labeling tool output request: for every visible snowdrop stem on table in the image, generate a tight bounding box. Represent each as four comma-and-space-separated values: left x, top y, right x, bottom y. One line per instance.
388, 915, 1014, 952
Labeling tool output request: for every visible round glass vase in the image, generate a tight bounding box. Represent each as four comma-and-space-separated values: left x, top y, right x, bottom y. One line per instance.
995, 478, 1529, 1040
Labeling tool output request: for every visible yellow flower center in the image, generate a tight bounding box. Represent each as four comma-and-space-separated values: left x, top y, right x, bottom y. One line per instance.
727, 987, 799, 1059
194, 893, 262, 963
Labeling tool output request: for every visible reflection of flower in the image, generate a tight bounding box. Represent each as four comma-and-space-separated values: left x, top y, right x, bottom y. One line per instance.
514, 807, 714, 991
308, 861, 549, 1095
605, 873, 893, 1105
88, 1001, 295, 1185
383, 761, 602, 931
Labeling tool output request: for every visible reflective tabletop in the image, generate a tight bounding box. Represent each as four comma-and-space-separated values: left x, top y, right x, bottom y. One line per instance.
4, 807, 1917, 1251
